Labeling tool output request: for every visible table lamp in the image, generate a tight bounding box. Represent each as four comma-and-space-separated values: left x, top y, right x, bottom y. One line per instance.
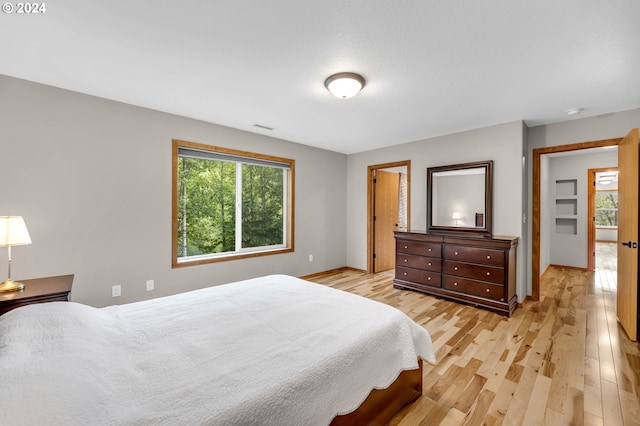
0, 216, 32, 292
452, 212, 461, 226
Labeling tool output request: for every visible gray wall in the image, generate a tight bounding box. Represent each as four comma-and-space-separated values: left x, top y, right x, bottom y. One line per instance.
346, 121, 527, 301
527, 109, 640, 290
0, 75, 347, 307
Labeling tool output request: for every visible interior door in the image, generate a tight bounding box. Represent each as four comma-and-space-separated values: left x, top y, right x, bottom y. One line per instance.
374, 170, 399, 272
617, 128, 639, 341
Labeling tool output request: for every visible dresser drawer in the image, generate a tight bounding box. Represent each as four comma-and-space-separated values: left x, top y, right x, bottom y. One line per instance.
443, 275, 505, 301
444, 261, 504, 284
396, 253, 441, 272
397, 240, 442, 257
444, 245, 504, 267
396, 266, 441, 287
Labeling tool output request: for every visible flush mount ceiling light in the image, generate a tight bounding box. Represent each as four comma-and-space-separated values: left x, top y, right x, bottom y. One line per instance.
566, 108, 583, 116
324, 72, 365, 99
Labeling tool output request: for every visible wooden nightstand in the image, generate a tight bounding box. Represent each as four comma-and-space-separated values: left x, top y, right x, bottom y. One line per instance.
0, 274, 74, 316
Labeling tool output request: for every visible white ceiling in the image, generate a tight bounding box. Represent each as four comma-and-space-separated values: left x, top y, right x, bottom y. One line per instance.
2, 1, 639, 154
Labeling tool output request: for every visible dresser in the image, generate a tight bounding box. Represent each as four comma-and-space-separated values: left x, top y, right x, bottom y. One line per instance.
0, 274, 74, 315
394, 231, 518, 316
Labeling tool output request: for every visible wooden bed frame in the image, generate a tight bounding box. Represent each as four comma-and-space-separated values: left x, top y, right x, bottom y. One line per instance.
331, 359, 423, 426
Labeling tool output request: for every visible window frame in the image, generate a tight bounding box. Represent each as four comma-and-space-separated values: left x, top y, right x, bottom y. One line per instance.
172, 139, 295, 268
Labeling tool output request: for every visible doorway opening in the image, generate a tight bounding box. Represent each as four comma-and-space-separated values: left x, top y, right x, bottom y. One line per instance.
588, 168, 618, 271
532, 137, 620, 300
367, 160, 411, 274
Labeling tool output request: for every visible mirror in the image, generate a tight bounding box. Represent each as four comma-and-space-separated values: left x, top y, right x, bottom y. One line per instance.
427, 160, 493, 236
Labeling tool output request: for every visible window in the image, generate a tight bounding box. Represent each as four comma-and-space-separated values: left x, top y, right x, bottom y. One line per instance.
595, 191, 618, 227
172, 140, 294, 267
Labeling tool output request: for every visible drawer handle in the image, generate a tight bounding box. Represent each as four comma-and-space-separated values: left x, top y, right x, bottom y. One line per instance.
453, 282, 458, 286
403, 272, 407, 276
404, 259, 408, 262
487, 255, 491, 259
404, 245, 408, 249
486, 272, 491, 276
427, 277, 431, 280
428, 248, 432, 252
454, 251, 459, 255
454, 267, 458, 271
428, 262, 432, 266
486, 288, 490, 293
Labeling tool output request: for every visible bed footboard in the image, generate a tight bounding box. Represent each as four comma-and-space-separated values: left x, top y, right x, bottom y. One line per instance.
330, 359, 423, 426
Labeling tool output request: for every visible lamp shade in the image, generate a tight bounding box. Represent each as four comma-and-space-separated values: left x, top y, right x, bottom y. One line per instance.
324, 72, 365, 99
451, 212, 462, 220
0, 216, 32, 247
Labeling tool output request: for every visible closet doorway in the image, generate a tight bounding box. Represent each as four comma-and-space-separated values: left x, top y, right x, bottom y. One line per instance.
367, 160, 410, 273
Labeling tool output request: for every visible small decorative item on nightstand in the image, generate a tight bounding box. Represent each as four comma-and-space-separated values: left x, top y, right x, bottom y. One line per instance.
0, 216, 32, 293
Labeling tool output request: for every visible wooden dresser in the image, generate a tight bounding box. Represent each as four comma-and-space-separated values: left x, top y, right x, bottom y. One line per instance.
394, 231, 518, 316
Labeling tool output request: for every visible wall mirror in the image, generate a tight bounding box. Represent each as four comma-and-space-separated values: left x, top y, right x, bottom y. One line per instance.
427, 160, 493, 236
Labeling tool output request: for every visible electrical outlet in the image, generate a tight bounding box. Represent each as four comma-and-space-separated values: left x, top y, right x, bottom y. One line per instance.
111, 285, 121, 297
146, 279, 154, 291
308, 254, 313, 262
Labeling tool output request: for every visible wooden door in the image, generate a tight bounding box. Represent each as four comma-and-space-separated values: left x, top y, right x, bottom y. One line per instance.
374, 171, 399, 272
617, 128, 639, 341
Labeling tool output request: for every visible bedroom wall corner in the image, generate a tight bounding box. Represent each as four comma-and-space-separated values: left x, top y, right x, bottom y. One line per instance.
346, 121, 525, 299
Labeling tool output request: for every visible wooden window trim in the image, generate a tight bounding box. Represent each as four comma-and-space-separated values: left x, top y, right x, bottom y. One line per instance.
172, 139, 295, 268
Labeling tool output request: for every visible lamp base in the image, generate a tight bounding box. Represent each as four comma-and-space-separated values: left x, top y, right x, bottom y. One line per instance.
0, 278, 25, 293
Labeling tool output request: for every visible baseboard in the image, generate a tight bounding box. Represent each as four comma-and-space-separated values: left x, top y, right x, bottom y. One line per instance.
540, 264, 552, 280
549, 264, 589, 271
517, 296, 530, 309
299, 266, 365, 280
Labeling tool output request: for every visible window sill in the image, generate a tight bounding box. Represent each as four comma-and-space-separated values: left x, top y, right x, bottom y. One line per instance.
173, 247, 294, 268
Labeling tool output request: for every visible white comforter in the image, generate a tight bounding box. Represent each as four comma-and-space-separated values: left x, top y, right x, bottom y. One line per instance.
0, 274, 435, 425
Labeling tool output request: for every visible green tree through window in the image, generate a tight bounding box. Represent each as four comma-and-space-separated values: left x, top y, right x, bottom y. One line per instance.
178, 156, 236, 257
173, 140, 294, 266
595, 191, 618, 227
241, 164, 284, 248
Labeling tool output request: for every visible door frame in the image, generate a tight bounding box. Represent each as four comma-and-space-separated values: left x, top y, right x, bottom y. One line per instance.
587, 167, 618, 271
367, 160, 411, 274
532, 137, 620, 300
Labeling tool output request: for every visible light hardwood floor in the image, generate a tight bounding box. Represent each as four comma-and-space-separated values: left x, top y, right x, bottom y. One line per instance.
305, 243, 640, 425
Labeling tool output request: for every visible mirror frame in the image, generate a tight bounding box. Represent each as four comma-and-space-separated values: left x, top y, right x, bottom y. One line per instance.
426, 160, 493, 236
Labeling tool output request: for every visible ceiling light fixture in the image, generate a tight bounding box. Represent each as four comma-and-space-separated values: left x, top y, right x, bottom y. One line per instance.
566, 108, 583, 116
324, 72, 365, 99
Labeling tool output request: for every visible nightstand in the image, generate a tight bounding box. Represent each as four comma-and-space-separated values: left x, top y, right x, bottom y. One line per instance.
0, 274, 74, 315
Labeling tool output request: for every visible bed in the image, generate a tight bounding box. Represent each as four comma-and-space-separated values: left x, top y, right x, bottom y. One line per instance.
0, 274, 435, 425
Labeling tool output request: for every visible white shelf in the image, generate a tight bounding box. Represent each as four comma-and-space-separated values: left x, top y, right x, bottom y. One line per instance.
556, 218, 577, 235
556, 179, 577, 196
554, 179, 578, 235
